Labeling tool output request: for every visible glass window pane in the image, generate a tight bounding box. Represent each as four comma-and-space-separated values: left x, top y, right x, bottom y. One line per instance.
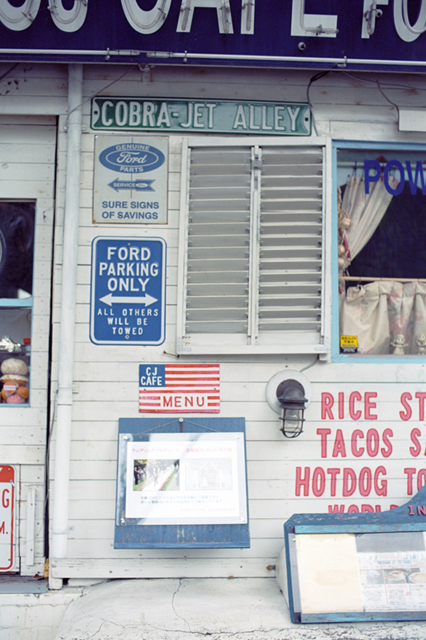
0, 202, 35, 299
337, 148, 426, 356
0, 307, 31, 405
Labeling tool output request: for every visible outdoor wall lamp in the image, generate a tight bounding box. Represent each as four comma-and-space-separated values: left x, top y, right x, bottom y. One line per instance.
266, 370, 313, 439
277, 379, 307, 438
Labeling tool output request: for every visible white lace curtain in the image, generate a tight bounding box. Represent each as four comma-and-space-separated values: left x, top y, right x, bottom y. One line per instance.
341, 281, 426, 355
338, 174, 397, 273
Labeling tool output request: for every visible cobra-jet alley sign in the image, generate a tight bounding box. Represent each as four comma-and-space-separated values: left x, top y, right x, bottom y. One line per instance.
3, 1, 426, 72
94, 136, 168, 224
91, 99, 311, 136
90, 236, 166, 345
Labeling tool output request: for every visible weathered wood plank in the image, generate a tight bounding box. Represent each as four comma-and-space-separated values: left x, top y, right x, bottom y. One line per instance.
50, 557, 274, 579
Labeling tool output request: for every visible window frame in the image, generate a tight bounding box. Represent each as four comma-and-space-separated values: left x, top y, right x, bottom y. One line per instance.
332, 140, 426, 363
177, 136, 332, 356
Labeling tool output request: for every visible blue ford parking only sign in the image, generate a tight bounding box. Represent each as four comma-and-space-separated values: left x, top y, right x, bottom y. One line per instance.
90, 237, 166, 345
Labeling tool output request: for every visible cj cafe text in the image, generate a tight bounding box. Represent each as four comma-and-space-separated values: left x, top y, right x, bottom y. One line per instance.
97, 244, 159, 332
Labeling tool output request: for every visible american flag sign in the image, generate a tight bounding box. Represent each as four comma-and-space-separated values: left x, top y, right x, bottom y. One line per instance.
139, 364, 220, 413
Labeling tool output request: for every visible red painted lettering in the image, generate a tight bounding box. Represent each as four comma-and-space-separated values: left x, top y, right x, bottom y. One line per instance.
343, 468, 357, 496
366, 428, 380, 457
359, 467, 372, 497
349, 391, 362, 420
1, 489, 9, 509
381, 428, 393, 458
296, 465, 388, 499
327, 468, 340, 496
374, 466, 387, 496
312, 467, 326, 497
351, 429, 364, 457
332, 429, 347, 458
316, 428, 331, 458
400, 392, 413, 421
410, 428, 422, 457
295, 467, 310, 496
364, 392, 378, 420
328, 504, 382, 513
405, 467, 416, 495
416, 392, 426, 421
328, 504, 345, 513
418, 469, 426, 490
338, 392, 344, 419
321, 393, 334, 419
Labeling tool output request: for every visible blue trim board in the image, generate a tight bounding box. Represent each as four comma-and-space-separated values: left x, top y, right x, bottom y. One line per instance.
114, 417, 250, 549
285, 484, 426, 532
301, 611, 426, 623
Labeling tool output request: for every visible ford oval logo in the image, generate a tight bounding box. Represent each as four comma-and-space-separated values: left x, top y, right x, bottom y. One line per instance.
99, 143, 165, 174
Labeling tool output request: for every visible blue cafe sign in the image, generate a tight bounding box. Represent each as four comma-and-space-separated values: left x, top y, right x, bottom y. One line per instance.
2, 1, 426, 73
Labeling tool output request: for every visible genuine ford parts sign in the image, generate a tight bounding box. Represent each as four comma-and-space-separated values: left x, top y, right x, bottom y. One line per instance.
99, 143, 166, 173
93, 135, 168, 224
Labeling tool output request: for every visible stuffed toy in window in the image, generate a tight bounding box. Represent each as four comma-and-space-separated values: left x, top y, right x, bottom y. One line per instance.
0, 357, 29, 403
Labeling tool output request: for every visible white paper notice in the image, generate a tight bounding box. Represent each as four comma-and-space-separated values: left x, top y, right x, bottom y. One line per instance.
124, 433, 247, 525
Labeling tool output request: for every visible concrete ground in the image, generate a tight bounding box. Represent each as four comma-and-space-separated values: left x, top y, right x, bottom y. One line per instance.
52, 578, 426, 640
3, 577, 426, 639
0, 581, 82, 640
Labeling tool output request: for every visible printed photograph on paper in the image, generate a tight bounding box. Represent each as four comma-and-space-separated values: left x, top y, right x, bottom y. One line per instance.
133, 458, 180, 491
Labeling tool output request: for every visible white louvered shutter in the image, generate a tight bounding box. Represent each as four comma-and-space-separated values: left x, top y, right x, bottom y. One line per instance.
257, 146, 323, 341
185, 146, 251, 335
177, 139, 328, 355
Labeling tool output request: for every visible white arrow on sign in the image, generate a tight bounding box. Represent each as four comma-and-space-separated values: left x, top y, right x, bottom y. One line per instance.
100, 293, 158, 307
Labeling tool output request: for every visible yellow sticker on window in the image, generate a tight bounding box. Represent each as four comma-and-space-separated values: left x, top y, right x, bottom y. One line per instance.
340, 335, 358, 353
340, 336, 357, 348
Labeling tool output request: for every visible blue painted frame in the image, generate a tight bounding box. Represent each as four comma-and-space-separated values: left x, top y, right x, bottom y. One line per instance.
114, 417, 250, 549
331, 141, 426, 364
285, 486, 426, 623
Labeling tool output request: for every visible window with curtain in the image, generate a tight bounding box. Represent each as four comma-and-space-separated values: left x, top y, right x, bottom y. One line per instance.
337, 147, 426, 357
0, 201, 34, 403
177, 138, 329, 355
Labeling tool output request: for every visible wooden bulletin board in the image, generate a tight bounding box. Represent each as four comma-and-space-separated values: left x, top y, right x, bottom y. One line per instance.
285, 486, 426, 623
114, 417, 250, 549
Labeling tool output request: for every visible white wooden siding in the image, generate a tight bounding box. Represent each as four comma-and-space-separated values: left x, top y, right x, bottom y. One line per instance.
0, 115, 56, 575
4, 62, 426, 580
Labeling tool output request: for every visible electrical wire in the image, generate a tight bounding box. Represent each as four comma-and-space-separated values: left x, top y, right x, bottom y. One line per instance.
306, 69, 408, 129
0, 62, 18, 84
376, 78, 400, 118
307, 70, 331, 136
